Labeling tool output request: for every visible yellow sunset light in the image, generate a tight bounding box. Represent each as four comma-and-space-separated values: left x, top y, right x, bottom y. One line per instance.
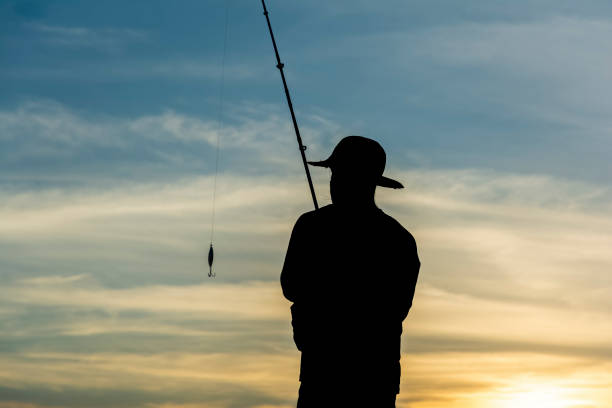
494, 384, 587, 408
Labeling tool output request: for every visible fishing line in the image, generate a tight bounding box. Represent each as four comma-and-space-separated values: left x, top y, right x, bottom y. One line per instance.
208, 0, 230, 278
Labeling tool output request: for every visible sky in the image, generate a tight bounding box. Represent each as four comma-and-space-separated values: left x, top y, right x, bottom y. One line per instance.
1, 0, 612, 407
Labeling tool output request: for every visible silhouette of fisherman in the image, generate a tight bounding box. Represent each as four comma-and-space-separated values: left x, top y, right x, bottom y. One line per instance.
281, 136, 420, 407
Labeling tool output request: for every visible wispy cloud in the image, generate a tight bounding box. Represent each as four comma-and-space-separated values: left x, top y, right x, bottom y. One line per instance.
2, 164, 612, 406
2, 164, 611, 325
0, 100, 340, 186
296, 15, 612, 181
26, 23, 147, 50
0, 60, 264, 82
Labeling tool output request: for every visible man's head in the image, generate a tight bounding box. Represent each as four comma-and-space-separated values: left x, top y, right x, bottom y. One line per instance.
308, 136, 402, 206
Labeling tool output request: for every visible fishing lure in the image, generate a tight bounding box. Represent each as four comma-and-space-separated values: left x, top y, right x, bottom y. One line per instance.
208, 243, 215, 278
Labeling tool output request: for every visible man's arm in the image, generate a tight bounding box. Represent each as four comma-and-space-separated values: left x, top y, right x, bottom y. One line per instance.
280, 214, 313, 352
399, 232, 420, 321
280, 214, 308, 303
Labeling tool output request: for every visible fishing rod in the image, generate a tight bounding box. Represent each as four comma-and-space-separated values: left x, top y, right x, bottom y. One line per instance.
261, 0, 319, 210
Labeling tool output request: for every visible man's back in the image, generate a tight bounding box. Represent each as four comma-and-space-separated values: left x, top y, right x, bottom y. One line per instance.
281, 204, 420, 395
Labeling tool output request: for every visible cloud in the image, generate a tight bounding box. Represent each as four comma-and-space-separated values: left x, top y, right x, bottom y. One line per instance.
293, 14, 612, 182
2, 167, 612, 406
2, 280, 288, 321
26, 23, 147, 50
0, 100, 340, 187
415, 17, 612, 120
310, 0, 612, 23
0, 382, 287, 408
0, 60, 264, 82
2, 164, 611, 335
320, 15, 612, 118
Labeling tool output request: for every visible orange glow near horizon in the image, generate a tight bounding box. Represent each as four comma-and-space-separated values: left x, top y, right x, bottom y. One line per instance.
2, 172, 612, 408
492, 383, 592, 408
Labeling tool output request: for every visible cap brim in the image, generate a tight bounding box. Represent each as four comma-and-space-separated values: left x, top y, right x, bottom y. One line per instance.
307, 159, 331, 167
309, 159, 403, 189
377, 176, 403, 189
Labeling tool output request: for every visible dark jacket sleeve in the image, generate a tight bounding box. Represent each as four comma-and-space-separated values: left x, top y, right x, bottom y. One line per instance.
398, 232, 421, 321
280, 214, 308, 303
280, 214, 312, 351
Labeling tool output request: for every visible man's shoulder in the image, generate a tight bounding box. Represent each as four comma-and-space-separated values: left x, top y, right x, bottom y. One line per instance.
296, 205, 417, 244
295, 204, 334, 223
378, 210, 417, 246
291, 206, 330, 235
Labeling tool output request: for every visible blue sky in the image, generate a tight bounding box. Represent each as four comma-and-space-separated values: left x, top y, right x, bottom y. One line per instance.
3, 0, 612, 186
1, 1, 612, 407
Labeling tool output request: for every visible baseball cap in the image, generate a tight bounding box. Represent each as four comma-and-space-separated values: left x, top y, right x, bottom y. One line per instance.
308, 136, 403, 189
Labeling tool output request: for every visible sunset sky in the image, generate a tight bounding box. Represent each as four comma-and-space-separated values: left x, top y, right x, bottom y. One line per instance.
1, 0, 612, 407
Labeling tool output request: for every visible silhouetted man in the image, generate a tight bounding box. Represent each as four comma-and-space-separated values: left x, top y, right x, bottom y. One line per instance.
281, 136, 420, 407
